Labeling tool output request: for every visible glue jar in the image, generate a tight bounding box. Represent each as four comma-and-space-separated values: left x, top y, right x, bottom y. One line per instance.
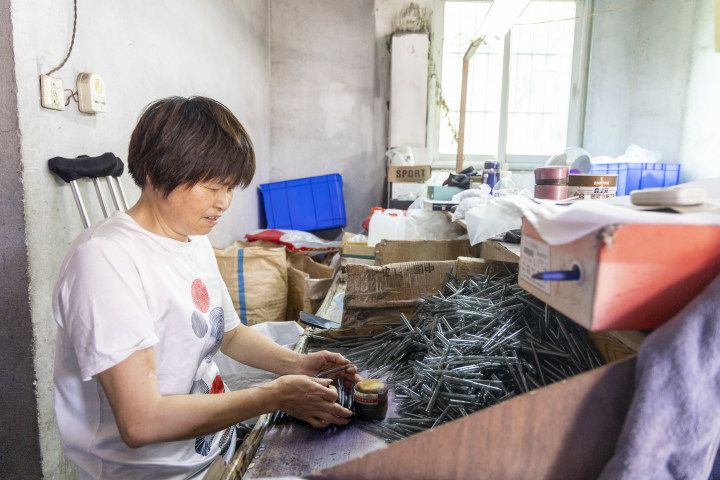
353, 379, 389, 421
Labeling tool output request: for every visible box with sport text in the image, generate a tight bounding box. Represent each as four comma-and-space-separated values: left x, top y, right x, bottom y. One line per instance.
387, 165, 431, 183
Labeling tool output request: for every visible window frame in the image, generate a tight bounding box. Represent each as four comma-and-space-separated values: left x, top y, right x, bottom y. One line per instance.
432, 0, 594, 171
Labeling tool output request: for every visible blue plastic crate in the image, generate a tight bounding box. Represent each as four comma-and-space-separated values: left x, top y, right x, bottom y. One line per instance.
259, 173, 346, 231
590, 163, 680, 195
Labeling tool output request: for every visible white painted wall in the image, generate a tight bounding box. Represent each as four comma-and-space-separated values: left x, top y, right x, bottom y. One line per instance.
11, 0, 270, 476
679, 0, 720, 181
583, 0, 695, 162
269, 0, 379, 231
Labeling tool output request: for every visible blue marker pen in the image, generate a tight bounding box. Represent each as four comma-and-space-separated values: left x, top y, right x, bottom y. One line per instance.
532, 264, 581, 281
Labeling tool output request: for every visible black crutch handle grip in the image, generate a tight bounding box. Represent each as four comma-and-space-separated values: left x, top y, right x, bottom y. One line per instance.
48, 152, 123, 183
76, 154, 124, 178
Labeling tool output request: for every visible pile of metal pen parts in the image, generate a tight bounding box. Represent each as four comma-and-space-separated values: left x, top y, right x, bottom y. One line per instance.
296, 270, 603, 442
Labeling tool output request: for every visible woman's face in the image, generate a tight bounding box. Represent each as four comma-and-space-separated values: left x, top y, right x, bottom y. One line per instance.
155, 180, 234, 240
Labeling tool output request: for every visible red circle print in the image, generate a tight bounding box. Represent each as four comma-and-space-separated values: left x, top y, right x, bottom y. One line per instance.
191, 279, 209, 313
210, 375, 225, 394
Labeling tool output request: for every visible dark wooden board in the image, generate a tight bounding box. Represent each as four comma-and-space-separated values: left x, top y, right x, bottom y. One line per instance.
311, 357, 636, 480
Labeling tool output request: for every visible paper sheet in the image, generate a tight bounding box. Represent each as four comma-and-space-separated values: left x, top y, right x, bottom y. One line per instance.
465, 178, 720, 246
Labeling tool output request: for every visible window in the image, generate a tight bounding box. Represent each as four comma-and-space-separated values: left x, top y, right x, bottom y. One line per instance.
436, 0, 590, 170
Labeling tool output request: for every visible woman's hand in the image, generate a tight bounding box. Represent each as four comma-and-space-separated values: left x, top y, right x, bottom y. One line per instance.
296, 350, 363, 385
270, 375, 353, 428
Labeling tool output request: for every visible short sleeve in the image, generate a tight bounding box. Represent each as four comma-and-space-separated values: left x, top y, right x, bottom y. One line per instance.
198, 236, 240, 332
55, 238, 159, 381
220, 279, 241, 332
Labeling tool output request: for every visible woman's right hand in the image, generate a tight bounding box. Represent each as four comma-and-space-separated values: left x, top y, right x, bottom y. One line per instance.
270, 375, 353, 428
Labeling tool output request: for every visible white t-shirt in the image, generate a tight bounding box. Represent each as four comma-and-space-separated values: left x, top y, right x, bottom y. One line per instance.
53, 211, 241, 480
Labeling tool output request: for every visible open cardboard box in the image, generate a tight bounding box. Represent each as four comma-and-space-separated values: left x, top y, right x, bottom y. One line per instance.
341, 234, 480, 268
300, 333, 639, 480
310, 356, 636, 479
342, 257, 502, 327
315, 257, 643, 479
214, 256, 644, 479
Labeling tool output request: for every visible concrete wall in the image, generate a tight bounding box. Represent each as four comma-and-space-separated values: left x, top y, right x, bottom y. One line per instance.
10, 0, 270, 477
268, 0, 445, 230
0, 1, 43, 478
679, 0, 720, 181
269, 0, 380, 231
583, 0, 695, 162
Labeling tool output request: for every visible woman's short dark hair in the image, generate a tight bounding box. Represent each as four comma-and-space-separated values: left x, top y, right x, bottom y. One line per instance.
128, 96, 255, 196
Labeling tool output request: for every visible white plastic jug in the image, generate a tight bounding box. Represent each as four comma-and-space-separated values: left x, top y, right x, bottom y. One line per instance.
367, 209, 407, 247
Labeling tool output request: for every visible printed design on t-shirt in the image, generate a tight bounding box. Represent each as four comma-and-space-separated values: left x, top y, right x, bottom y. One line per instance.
192, 374, 233, 457
191, 310, 209, 338
203, 307, 225, 363
191, 278, 210, 313
217, 425, 233, 457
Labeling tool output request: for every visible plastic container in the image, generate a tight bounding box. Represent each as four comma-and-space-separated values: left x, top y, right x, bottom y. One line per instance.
491, 171, 518, 197
590, 163, 680, 196
535, 184, 569, 201
367, 208, 407, 247
482, 160, 500, 188
427, 185, 464, 201
259, 173, 346, 231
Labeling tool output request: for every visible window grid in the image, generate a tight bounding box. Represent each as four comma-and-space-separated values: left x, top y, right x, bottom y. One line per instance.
438, 0, 582, 169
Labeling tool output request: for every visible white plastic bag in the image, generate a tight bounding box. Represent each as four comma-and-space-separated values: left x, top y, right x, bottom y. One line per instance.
464, 197, 523, 245
451, 183, 491, 203
617, 144, 662, 164
452, 196, 488, 221
405, 210, 466, 241
385, 146, 415, 166
215, 321, 304, 392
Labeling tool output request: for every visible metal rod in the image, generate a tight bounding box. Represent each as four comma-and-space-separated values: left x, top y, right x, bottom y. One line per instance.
315, 364, 354, 378
114, 176, 129, 211
92, 178, 109, 218
70, 180, 90, 228
104, 176, 121, 211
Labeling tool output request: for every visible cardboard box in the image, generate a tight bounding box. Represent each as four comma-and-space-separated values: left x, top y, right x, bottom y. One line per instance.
518, 218, 720, 331
340, 233, 376, 266
343, 236, 479, 268
374, 239, 479, 265
220, 259, 644, 479
303, 318, 642, 479
311, 357, 636, 480
286, 254, 335, 320
342, 257, 501, 327
387, 165, 431, 183
480, 240, 520, 264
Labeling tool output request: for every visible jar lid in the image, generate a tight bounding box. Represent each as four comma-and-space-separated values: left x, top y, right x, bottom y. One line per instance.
355, 379, 388, 395
535, 166, 569, 183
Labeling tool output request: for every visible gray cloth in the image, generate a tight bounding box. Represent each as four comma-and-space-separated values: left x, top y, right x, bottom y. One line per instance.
600, 273, 720, 480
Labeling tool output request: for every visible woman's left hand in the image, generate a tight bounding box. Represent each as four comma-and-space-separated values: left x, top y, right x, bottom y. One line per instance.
297, 350, 362, 385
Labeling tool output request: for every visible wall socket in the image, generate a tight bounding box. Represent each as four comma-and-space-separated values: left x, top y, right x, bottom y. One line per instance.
40, 75, 65, 111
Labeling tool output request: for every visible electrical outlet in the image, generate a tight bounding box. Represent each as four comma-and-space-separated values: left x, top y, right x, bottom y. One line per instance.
77, 73, 106, 114
40, 75, 65, 111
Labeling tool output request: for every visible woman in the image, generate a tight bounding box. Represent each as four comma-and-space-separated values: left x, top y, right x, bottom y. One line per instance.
52, 96, 358, 479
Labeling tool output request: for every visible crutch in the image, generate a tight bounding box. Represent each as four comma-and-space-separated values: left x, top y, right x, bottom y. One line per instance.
48, 153, 130, 228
